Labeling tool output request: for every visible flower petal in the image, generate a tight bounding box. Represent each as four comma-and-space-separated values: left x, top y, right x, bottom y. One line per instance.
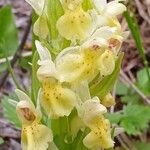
56, 6, 91, 41
83, 131, 101, 149
91, 26, 117, 40
98, 50, 116, 76
106, 1, 126, 17
22, 123, 53, 150
40, 80, 76, 118
56, 44, 102, 83
56, 46, 80, 61
83, 115, 114, 149
34, 16, 49, 39
93, 0, 107, 13
51, 88, 76, 117
35, 40, 51, 61
35, 41, 57, 80
83, 97, 107, 124
25, 0, 45, 15
37, 61, 57, 81
15, 89, 31, 102
56, 50, 84, 83
73, 81, 91, 102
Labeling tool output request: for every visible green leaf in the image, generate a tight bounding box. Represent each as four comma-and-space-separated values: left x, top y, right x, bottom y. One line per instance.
0, 5, 18, 58
116, 81, 129, 95
106, 112, 123, 124
82, 0, 93, 11
135, 142, 150, 150
0, 137, 4, 145
1, 95, 21, 128
72, 129, 90, 150
51, 117, 71, 150
47, 0, 64, 39
90, 53, 124, 98
121, 94, 140, 104
120, 104, 150, 135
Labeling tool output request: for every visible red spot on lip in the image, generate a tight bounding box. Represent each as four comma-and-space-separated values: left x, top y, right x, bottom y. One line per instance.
92, 44, 100, 50
109, 39, 120, 49
20, 107, 36, 121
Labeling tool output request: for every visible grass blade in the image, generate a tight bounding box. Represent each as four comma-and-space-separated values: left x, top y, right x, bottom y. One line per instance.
124, 10, 150, 83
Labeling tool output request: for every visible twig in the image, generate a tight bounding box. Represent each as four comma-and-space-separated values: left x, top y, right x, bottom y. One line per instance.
116, 135, 130, 150
0, 119, 21, 139
119, 70, 150, 105
0, 51, 32, 64
117, 133, 137, 150
135, 0, 150, 26
0, 15, 32, 89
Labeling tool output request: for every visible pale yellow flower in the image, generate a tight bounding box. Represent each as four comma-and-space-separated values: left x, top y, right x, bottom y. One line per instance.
25, 0, 49, 39
101, 93, 116, 107
56, 0, 91, 41
82, 97, 114, 149
14, 89, 55, 150
56, 27, 118, 84
91, 0, 126, 30
35, 40, 76, 118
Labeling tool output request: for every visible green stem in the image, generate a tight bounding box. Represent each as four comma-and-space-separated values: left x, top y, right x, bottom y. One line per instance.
5, 55, 22, 90
75, 128, 89, 150
143, 59, 150, 83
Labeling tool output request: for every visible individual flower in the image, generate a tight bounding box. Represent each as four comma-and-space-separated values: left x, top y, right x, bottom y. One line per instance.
101, 93, 116, 107
56, 27, 118, 84
35, 40, 76, 119
25, 0, 49, 39
56, 0, 91, 41
91, 0, 126, 30
82, 97, 114, 149
14, 89, 54, 150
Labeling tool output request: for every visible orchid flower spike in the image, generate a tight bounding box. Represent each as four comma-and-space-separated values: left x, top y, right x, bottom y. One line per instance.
15, 89, 54, 150
35, 40, 77, 119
